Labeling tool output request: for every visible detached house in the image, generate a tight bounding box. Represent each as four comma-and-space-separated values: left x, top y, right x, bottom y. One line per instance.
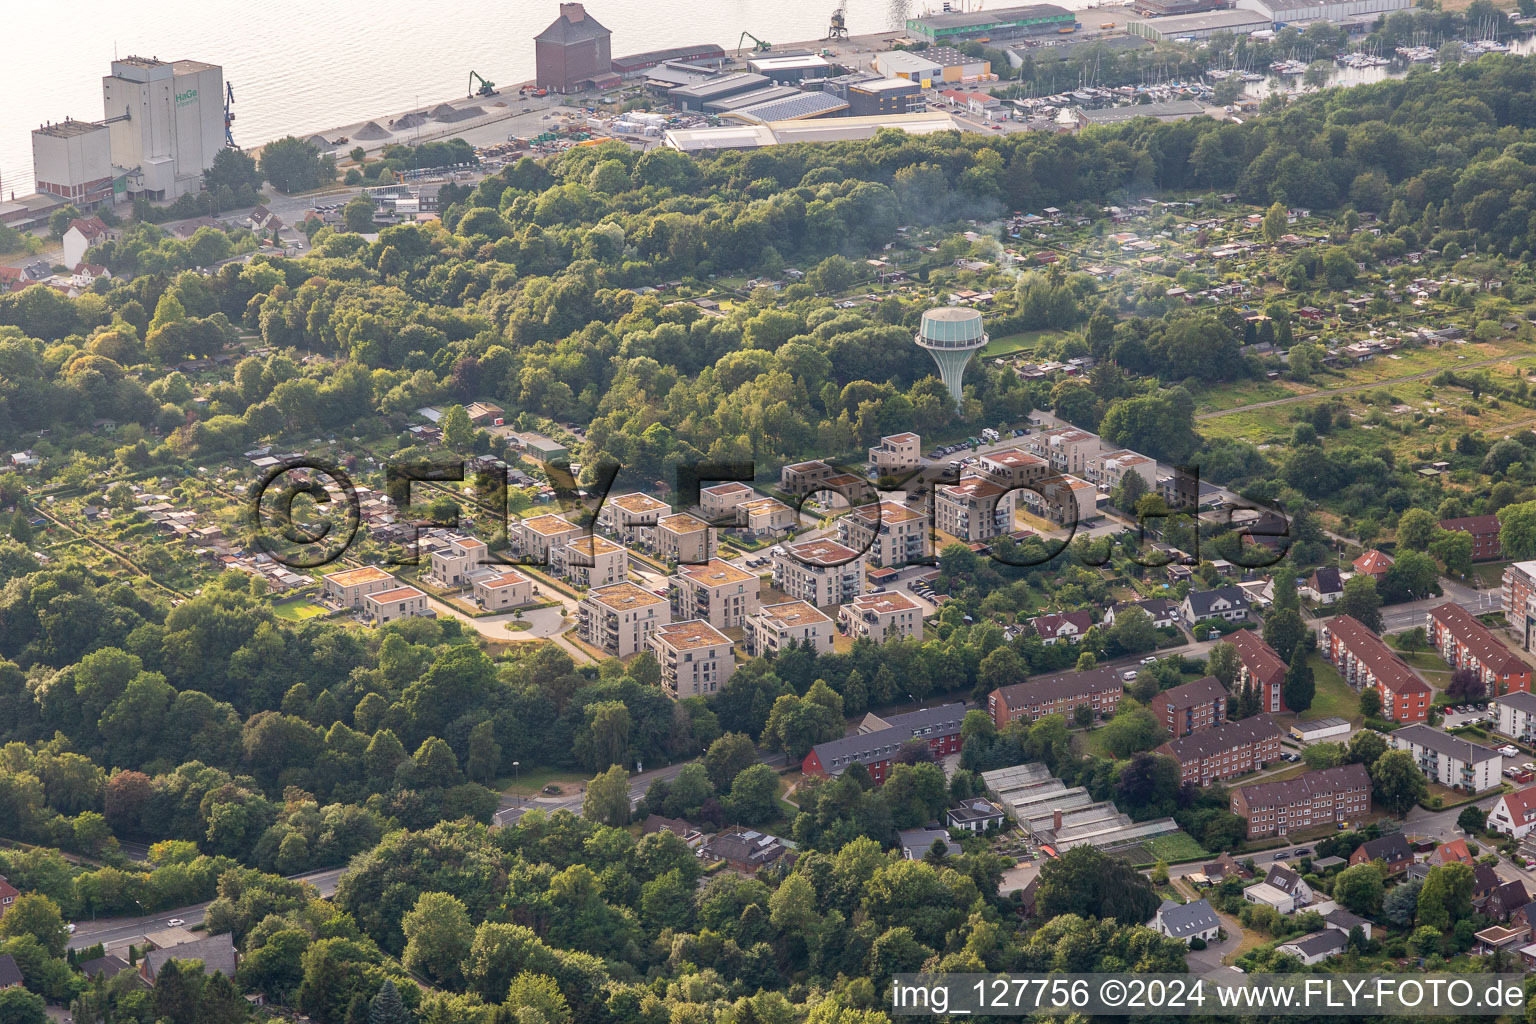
1148, 898, 1220, 946
1181, 586, 1251, 627
1244, 863, 1314, 914
1029, 610, 1094, 645
1302, 566, 1344, 605
1350, 832, 1412, 875
1490, 786, 1536, 839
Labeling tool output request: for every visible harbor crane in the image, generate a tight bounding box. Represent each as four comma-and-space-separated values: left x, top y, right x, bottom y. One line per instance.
736, 31, 772, 55
826, 3, 849, 40
468, 71, 498, 97
224, 81, 237, 147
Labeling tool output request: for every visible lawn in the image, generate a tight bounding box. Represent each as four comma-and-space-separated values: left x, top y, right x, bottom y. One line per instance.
495, 767, 591, 797
272, 598, 326, 621
1125, 832, 1209, 866
1300, 653, 1361, 724
1195, 377, 1314, 413
1473, 561, 1514, 588
981, 328, 1061, 358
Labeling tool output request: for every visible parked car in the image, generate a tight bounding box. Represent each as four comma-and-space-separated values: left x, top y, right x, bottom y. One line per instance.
1499, 745, 1520, 757
1140, 656, 1158, 665
1123, 670, 1139, 681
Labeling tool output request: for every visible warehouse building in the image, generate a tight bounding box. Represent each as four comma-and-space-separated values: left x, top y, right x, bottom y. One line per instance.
535, 2, 614, 94
731, 91, 849, 123
611, 44, 725, 77
1235, 0, 1411, 22
844, 78, 924, 116
906, 3, 1079, 43
747, 53, 833, 83
1128, 9, 1273, 38
876, 45, 993, 84
874, 51, 944, 85
100, 56, 226, 200
1074, 99, 1209, 126
663, 110, 963, 151
703, 85, 803, 113
31, 119, 119, 208
670, 72, 770, 111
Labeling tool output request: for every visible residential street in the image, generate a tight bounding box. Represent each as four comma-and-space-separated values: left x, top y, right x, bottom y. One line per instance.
67, 867, 345, 953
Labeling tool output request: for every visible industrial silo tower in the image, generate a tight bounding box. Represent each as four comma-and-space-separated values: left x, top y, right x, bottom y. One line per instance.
915, 306, 987, 406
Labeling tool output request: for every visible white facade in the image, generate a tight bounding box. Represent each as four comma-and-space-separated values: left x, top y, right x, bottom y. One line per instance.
32, 121, 115, 206
1389, 725, 1501, 792
102, 57, 225, 200
1236, 0, 1411, 22
744, 601, 835, 657
1494, 692, 1536, 745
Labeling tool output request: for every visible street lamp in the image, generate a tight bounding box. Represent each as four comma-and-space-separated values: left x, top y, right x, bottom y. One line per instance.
512, 761, 521, 805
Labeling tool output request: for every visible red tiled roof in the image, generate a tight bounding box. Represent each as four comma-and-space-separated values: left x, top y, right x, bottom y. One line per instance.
1429, 602, 1528, 677
1439, 514, 1499, 537
1502, 786, 1536, 828
1230, 628, 1286, 688
1353, 549, 1393, 575
1327, 614, 1430, 696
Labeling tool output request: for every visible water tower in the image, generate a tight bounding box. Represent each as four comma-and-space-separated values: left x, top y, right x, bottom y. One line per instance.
915, 306, 987, 406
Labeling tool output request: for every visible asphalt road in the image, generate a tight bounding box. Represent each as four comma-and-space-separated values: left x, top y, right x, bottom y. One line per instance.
68, 867, 345, 953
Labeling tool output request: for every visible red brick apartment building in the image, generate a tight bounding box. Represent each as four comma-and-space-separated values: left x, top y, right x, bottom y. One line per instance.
1230, 628, 1288, 714
1427, 602, 1531, 695
1319, 614, 1430, 722
1439, 514, 1502, 561
1152, 676, 1228, 737
1229, 763, 1371, 838
801, 703, 965, 783
987, 666, 1122, 728
1155, 715, 1282, 785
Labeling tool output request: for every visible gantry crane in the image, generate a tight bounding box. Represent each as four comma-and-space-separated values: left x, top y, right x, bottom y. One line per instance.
826, 3, 849, 40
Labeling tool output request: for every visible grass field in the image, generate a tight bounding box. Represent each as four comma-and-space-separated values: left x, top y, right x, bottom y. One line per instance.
982, 328, 1061, 357
495, 767, 590, 797
1196, 378, 1313, 413
272, 598, 326, 621
1126, 832, 1209, 866
1300, 653, 1361, 723
1473, 561, 1513, 588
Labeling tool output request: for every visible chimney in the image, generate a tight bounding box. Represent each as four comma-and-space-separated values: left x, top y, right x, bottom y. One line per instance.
1053, 809, 1063, 830
561, 2, 585, 20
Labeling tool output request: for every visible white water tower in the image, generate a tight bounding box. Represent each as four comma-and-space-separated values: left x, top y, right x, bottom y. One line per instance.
915, 306, 987, 406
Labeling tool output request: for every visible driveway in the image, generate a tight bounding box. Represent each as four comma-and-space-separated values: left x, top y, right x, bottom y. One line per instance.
1174, 877, 1246, 972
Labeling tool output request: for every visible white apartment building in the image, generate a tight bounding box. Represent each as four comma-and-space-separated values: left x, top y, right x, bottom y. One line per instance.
771, 538, 866, 607
935, 475, 1015, 542
603, 492, 670, 540
1389, 724, 1501, 793
671, 558, 762, 628
579, 581, 671, 657
868, 432, 922, 475
837, 500, 931, 567
471, 569, 535, 610
1024, 474, 1098, 525
650, 619, 737, 698
429, 534, 489, 587
1085, 448, 1158, 492
839, 592, 924, 643
700, 481, 756, 521
1024, 426, 1101, 476
362, 585, 433, 625
781, 460, 836, 495
978, 447, 1050, 490
744, 600, 835, 657
322, 565, 396, 608
652, 513, 717, 565
1494, 692, 1536, 745
518, 513, 584, 563
739, 497, 796, 537
552, 534, 628, 589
